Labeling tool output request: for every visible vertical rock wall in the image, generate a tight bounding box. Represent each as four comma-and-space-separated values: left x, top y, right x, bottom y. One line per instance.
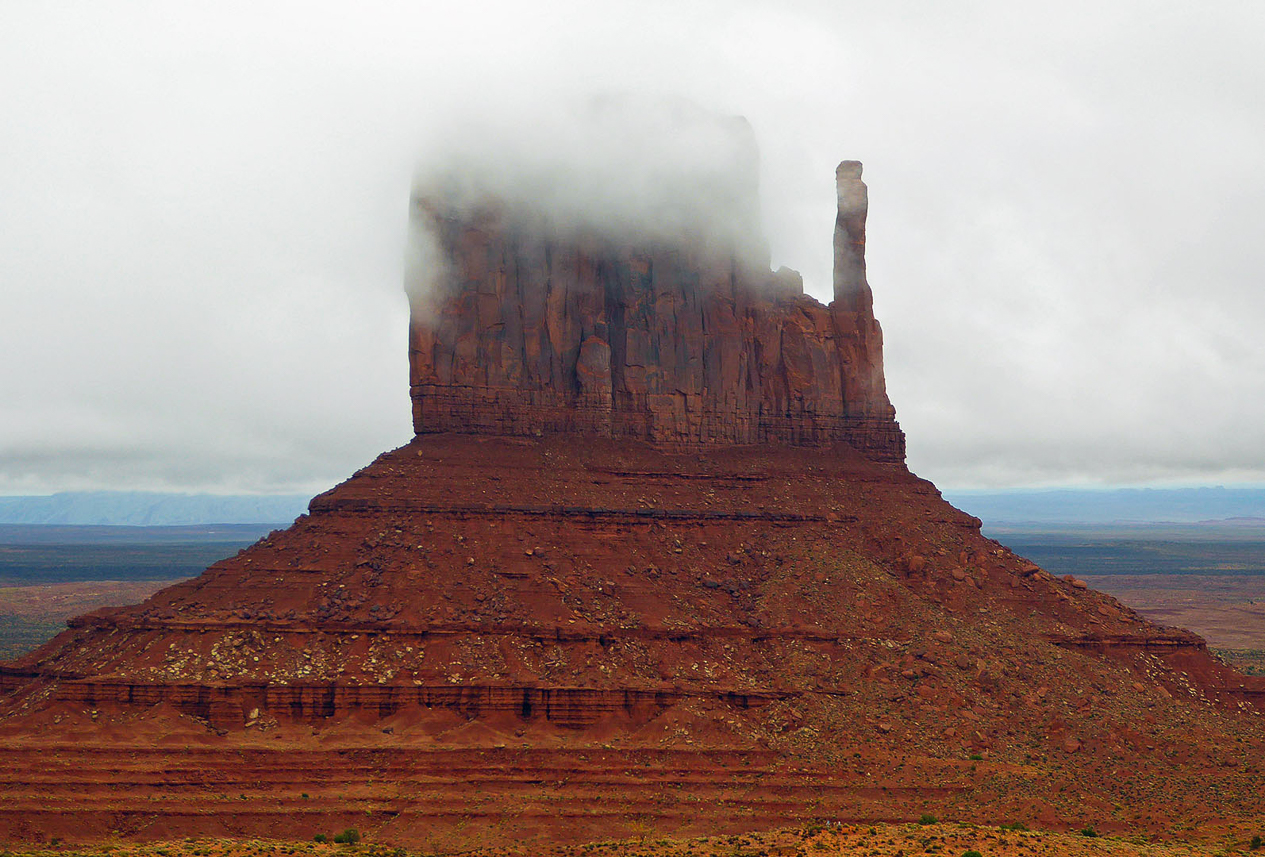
407, 162, 905, 462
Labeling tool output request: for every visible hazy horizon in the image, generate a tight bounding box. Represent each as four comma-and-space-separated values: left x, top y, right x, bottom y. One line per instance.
3, 485, 1265, 529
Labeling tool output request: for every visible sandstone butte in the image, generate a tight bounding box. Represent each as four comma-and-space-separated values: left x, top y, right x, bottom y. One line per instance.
1, 146, 1264, 854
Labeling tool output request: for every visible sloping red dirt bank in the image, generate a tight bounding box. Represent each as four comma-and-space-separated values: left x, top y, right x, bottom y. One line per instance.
1, 435, 1261, 847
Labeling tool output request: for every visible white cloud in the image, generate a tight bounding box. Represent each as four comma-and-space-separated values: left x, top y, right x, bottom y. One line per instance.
1, 1, 1263, 492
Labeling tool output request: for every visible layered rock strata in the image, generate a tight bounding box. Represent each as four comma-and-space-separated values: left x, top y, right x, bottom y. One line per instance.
2, 433, 1263, 846
407, 163, 902, 459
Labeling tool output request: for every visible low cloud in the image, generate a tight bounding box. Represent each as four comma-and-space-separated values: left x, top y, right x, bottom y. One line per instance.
405, 93, 770, 307
2, 3, 1264, 493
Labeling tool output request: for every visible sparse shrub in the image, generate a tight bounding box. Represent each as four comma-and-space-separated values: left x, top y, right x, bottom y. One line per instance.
963, 851, 983, 857
313, 834, 328, 844
1080, 827, 1098, 837
1251, 834, 1262, 850
333, 828, 361, 845
1000, 822, 1028, 831
967, 753, 983, 761
301, 793, 310, 799
918, 814, 938, 825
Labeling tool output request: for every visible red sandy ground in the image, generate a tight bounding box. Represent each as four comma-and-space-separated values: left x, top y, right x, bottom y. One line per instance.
4, 822, 1265, 857
0, 581, 180, 625
1080, 573, 1265, 653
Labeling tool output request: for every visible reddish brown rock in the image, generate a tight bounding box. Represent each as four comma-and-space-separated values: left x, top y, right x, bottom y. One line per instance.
0, 155, 1262, 851
406, 161, 903, 460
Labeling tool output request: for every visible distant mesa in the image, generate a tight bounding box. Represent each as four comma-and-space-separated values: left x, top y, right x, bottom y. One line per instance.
0, 491, 310, 527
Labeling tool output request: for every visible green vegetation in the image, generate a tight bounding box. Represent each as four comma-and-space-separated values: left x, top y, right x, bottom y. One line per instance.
0, 615, 64, 660
0, 541, 248, 585
994, 529, 1265, 578
1216, 648, 1265, 676
918, 814, 938, 826
1080, 827, 1098, 837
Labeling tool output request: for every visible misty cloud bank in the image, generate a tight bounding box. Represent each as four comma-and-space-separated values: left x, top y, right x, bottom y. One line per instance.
2, 3, 1264, 493
405, 94, 769, 305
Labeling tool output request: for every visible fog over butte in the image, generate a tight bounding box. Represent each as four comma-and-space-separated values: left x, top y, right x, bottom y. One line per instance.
403, 98, 902, 465
410, 96, 766, 267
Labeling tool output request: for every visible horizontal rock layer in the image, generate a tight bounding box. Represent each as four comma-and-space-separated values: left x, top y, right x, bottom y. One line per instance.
410, 384, 906, 458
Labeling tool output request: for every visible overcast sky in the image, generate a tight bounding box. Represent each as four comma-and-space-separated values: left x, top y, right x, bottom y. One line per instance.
2, 1, 1263, 494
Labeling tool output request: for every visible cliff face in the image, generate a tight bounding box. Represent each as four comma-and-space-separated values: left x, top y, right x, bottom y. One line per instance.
407, 162, 904, 461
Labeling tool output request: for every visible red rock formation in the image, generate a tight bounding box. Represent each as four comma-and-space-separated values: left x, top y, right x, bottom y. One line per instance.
407, 162, 903, 460
0, 152, 1262, 850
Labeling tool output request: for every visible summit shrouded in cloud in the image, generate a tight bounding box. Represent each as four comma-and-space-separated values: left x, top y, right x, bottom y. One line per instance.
413, 95, 763, 246
406, 94, 769, 310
